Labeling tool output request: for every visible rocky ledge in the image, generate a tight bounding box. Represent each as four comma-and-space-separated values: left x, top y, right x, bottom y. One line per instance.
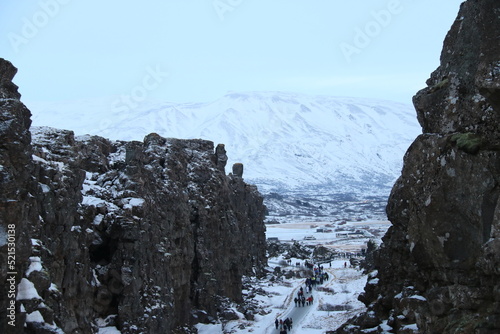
0, 58, 267, 333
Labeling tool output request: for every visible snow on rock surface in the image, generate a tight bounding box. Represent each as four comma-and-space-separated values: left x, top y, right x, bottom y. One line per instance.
26, 310, 45, 323
25, 256, 43, 276
98, 327, 122, 334
16, 278, 42, 301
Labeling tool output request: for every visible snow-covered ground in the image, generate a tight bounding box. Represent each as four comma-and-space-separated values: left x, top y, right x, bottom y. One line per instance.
266, 219, 389, 250
196, 218, 390, 334
196, 260, 369, 334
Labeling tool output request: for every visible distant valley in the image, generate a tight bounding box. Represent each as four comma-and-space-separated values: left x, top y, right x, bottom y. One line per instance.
29, 91, 421, 215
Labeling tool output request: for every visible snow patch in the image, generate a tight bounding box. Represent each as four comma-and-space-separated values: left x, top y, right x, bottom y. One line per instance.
123, 197, 145, 209
39, 183, 51, 193
71, 226, 82, 232
379, 320, 393, 332
93, 214, 104, 225
26, 257, 43, 276
92, 269, 101, 287
409, 295, 427, 301
82, 195, 107, 206
98, 327, 122, 334
401, 323, 419, 331
0, 224, 7, 247
31, 238, 42, 247
17, 278, 42, 300
26, 310, 45, 323
196, 323, 223, 334
32, 154, 49, 164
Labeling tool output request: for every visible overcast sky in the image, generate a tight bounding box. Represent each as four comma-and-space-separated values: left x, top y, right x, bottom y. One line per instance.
1, 0, 464, 105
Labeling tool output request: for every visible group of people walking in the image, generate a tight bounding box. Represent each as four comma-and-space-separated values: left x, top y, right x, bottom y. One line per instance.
275, 262, 331, 332
294, 285, 314, 307
294, 293, 313, 307
275, 317, 293, 333
310, 265, 329, 286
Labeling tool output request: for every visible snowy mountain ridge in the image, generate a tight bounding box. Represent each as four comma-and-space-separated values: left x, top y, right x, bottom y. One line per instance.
29, 91, 421, 194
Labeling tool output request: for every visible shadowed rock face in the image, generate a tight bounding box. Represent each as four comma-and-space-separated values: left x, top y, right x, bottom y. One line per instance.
336, 1, 500, 333
0, 58, 267, 333
0, 59, 36, 334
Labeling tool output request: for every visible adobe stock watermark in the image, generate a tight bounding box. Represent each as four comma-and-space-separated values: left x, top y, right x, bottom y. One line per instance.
5, 224, 17, 327
213, 0, 243, 21
99, 65, 169, 133
8, 0, 72, 53
339, 0, 403, 63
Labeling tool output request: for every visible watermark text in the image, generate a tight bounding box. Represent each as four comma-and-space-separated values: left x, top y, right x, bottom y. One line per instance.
213, 0, 243, 21
98, 65, 169, 134
6, 223, 17, 327
339, 0, 403, 63
8, 0, 72, 53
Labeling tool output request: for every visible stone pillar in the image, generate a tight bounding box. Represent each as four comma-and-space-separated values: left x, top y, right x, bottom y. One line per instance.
232, 163, 243, 177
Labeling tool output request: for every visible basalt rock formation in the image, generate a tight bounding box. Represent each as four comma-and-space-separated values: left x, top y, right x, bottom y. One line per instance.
0, 57, 36, 334
0, 58, 267, 333
336, 0, 500, 333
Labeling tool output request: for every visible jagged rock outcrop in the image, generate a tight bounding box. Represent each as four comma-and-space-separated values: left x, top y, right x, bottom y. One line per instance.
335, 0, 500, 333
0, 58, 267, 333
1, 59, 37, 334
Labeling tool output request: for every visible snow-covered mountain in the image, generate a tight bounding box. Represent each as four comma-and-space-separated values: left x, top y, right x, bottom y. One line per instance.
28, 91, 421, 194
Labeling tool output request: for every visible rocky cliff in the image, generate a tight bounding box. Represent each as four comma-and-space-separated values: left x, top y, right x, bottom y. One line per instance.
0, 58, 267, 333
0, 57, 37, 333
336, 0, 500, 333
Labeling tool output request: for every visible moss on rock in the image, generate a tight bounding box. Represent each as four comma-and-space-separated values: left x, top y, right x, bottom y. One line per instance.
451, 132, 483, 154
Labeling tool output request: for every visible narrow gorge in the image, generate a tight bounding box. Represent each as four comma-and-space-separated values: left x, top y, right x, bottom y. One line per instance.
1, 0, 500, 333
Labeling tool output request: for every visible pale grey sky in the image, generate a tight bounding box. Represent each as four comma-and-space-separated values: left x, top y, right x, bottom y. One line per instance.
1, 0, 464, 105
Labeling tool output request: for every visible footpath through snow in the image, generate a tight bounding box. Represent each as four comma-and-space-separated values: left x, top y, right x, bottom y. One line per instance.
195, 258, 368, 333
262, 259, 367, 334
274, 285, 319, 334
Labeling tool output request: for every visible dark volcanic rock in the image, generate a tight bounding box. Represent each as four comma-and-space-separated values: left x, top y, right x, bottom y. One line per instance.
0, 58, 267, 333
0, 59, 36, 334
232, 163, 244, 178
336, 1, 500, 333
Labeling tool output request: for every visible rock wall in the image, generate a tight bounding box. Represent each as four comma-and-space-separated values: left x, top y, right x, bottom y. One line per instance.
0, 58, 37, 334
0, 58, 267, 333
336, 0, 500, 333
